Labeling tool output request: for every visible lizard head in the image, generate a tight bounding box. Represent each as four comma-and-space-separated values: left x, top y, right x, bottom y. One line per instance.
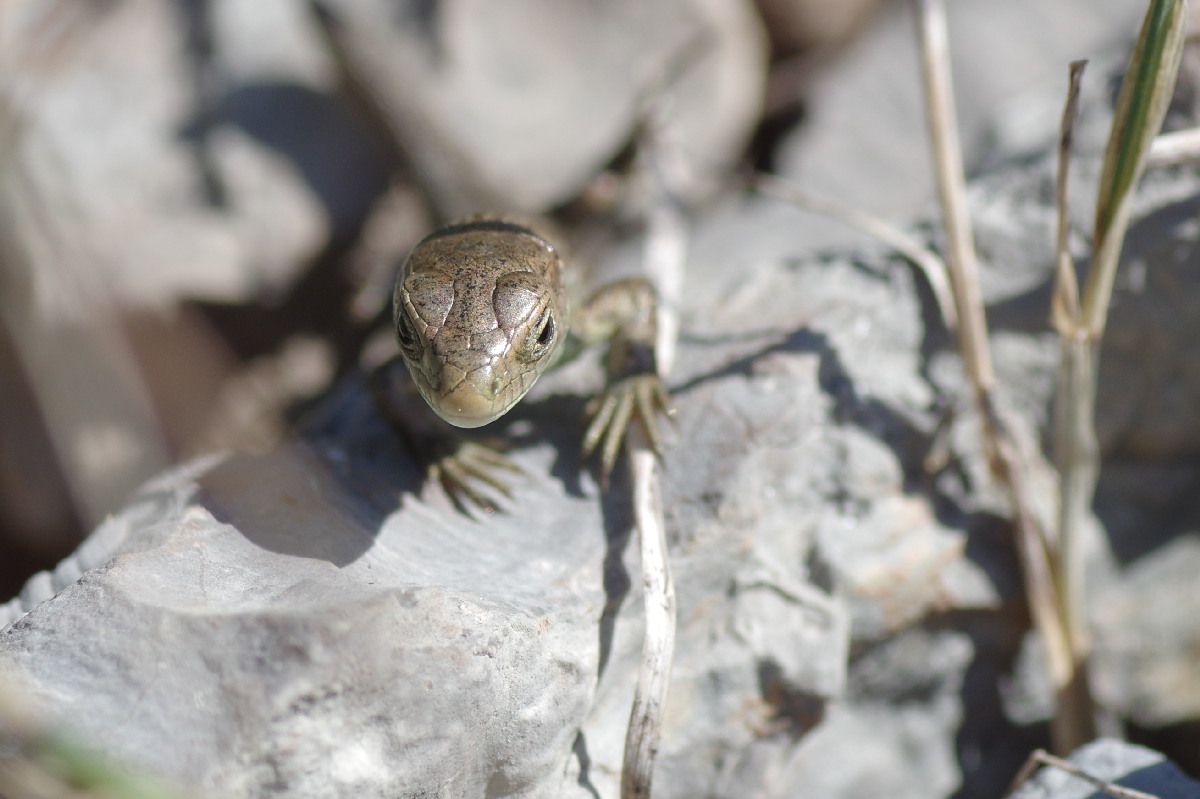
392, 219, 565, 428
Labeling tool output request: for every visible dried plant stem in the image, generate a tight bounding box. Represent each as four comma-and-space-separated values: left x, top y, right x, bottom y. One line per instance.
621, 437, 676, 799
754, 172, 959, 331
1048, 59, 1099, 752
1004, 749, 1159, 799
620, 103, 685, 799
1051, 62, 1088, 333
911, 0, 1092, 752
1146, 125, 1200, 167
912, 0, 993, 400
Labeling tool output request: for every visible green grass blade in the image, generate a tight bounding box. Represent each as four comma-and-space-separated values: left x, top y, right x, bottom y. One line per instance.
1083, 0, 1189, 336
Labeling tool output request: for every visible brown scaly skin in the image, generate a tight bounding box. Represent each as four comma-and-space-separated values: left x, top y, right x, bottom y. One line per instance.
375, 217, 671, 511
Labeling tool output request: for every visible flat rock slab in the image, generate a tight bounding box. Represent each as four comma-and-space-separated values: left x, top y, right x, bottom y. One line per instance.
1, 441, 611, 797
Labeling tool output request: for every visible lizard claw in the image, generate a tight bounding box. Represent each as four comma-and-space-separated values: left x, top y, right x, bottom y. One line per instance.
428, 441, 524, 517
582, 374, 673, 484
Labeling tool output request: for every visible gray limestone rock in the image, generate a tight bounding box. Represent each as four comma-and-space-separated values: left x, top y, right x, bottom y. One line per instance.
1090, 534, 1200, 726
762, 628, 973, 799
0, 1, 331, 310
311, 0, 766, 217
771, 0, 1148, 253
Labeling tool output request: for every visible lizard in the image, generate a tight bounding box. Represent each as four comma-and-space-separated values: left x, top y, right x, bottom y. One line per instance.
374, 216, 671, 510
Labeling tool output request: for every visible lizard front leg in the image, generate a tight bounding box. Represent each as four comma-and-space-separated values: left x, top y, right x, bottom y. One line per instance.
574, 278, 673, 482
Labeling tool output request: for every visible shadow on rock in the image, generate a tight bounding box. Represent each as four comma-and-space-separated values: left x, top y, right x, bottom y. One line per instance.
198, 441, 387, 566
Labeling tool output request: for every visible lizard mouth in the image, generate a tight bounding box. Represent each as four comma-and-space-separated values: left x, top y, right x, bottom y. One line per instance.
420, 378, 518, 429
432, 406, 506, 429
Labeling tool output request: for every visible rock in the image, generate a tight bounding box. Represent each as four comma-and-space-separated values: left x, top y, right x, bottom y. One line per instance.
762, 628, 973, 799
0, 0, 332, 311
1, 177, 997, 796
0, 0, 387, 528
753, 0, 884, 60
211, 0, 338, 86
772, 0, 1148, 252
1010, 739, 1200, 799
311, 0, 766, 217
1, 446, 604, 798
1093, 180, 1200, 458
1090, 534, 1200, 726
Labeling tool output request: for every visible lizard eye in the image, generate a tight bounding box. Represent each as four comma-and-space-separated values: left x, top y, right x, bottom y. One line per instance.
396, 310, 421, 357
523, 311, 556, 360
537, 313, 556, 348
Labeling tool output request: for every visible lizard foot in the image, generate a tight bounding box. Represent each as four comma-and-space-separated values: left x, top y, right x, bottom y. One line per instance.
429, 440, 524, 517
582, 374, 673, 484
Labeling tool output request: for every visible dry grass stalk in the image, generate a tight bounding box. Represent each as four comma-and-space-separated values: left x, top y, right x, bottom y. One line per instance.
1004, 749, 1160, 799
1050, 62, 1088, 335
910, 0, 1094, 752
1146, 125, 1200, 166
1049, 0, 1189, 753
753, 172, 959, 331
910, 0, 994, 401
1045, 58, 1099, 751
